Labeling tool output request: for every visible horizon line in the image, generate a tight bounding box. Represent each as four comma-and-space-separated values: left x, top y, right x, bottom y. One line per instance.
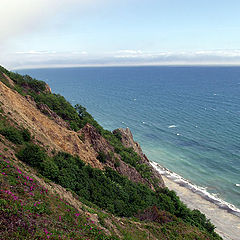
10, 62, 240, 71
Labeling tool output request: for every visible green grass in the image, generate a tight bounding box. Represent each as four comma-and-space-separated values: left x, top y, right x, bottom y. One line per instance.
0, 155, 118, 240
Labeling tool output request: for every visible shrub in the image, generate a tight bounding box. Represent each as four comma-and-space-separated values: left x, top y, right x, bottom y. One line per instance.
40, 159, 59, 181
114, 158, 120, 168
0, 126, 23, 144
113, 129, 122, 141
16, 143, 47, 167
21, 128, 31, 142
97, 151, 107, 163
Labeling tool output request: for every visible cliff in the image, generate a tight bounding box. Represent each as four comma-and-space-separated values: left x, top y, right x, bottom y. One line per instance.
0, 65, 222, 240
0, 79, 161, 189
114, 128, 165, 188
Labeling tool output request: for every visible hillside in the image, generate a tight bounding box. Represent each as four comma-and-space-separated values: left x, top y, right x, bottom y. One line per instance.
0, 65, 222, 239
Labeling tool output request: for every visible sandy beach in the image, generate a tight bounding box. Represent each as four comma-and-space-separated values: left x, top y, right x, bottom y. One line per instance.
162, 176, 240, 240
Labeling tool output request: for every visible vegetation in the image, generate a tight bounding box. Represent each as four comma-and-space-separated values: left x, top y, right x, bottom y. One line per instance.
0, 66, 46, 95
0, 154, 221, 240
16, 143, 47, 168
0, 155, 118, 240
0, 108, 31, 145
97, 151, 107, 163
15, 144, 219, 238
0, 126, 31, 145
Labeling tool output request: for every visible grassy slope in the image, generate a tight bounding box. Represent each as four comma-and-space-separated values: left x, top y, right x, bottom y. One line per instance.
0, 155, 220, 240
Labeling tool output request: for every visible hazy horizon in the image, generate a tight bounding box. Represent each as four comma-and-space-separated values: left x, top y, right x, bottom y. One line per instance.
2, 0, 240, 69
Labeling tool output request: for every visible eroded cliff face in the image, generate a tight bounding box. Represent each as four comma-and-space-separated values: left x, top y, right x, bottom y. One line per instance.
0, 80, 102, 169
78, 124, 153, 186
0, 78, 164, 187
114, 128, 165, 188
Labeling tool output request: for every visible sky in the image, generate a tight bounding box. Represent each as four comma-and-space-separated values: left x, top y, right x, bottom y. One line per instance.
2, 0, 240, 69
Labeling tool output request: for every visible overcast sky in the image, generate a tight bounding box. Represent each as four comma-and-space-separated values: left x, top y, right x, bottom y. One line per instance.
2, 0, 240, 69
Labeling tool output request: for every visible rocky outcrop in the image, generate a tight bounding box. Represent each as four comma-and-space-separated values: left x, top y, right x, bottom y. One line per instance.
45, 84, 52, 93
79, 124, 115, 155
116, 160, 148, 186
78, 124, 150, 186
114, 128, 147, 163
25, 95, 37, 107
114, 128, 165, 188
37, 103, 70, 129
136, 206, 176, 224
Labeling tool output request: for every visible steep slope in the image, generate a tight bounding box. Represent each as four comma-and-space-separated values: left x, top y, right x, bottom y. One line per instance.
0, 66, 222, 240
114, 128, 165, 189
0, 78, 159, 188
0, 80, 102, 169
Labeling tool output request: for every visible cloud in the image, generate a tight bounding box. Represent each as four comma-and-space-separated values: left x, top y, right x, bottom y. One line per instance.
5, 49, 240, 69
116, 50, 143, 54
15, 51, 57, 55
113, 49, 240, 63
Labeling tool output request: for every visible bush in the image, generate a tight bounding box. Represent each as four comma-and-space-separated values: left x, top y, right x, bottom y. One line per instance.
21, 128, 31, 142
40, 159, 59, 181
16, 143, 47, 167
7, 72, 46, 93
114, 159, 120, 168
15, 146, 217, 235
113, 129, 122, 141
0, 126, 23, 144
97, 151, 107, 163
0, 125, 31, 144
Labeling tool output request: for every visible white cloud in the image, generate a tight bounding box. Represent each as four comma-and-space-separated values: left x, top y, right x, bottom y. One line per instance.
15, 50, 57, 55
4, 49, 240, 69
117, 50, 143, 54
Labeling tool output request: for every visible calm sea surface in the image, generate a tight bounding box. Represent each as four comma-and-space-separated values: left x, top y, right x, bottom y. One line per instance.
18, 66, 240, 209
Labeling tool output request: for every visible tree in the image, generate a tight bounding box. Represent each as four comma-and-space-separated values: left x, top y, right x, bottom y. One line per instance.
75, 104, 87, 118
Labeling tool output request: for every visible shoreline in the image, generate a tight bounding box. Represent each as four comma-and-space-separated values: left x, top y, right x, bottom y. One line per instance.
162, 176, 240, 240
151, 163, 240, 240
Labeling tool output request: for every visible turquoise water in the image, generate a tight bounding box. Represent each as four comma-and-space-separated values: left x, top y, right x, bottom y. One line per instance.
18, 66, 240, 210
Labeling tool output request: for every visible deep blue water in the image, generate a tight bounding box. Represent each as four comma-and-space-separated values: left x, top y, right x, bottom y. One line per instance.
18, 66, 240, 209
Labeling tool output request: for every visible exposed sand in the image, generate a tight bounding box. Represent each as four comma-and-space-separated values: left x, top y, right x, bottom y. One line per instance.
163, 176, 240, 240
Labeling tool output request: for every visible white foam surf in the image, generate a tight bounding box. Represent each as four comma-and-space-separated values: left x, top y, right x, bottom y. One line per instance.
168, 125, 177, 128
150, 161, 240, 218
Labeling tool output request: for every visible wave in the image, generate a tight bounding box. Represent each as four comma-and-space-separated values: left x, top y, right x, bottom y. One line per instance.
150, 161, 240, 218
168, 125, 177, 128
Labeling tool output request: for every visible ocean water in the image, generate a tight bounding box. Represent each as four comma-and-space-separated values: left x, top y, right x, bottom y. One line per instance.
18, 66, 240, 213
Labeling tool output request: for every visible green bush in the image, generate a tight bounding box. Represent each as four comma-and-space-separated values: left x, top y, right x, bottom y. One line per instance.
21, 128, 31, 142
97, 151, 107, 163
40, 159, 59, 181
113, 129, 122, 141
0, 124, 31, 145
114, 159, 120, 168
7, 71, 46, 93
0, 126, 24, 144
28, 151, 217, 234
16, 143, 47, 167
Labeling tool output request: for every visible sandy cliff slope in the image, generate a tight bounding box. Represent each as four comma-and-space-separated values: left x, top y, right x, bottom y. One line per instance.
0, 81, 102, 169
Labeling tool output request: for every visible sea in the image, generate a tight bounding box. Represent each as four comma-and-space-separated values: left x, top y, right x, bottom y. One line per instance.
18, 66, 240, 216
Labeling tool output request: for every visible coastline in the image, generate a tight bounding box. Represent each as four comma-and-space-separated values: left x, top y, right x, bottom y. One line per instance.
151, 162, 240, 240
